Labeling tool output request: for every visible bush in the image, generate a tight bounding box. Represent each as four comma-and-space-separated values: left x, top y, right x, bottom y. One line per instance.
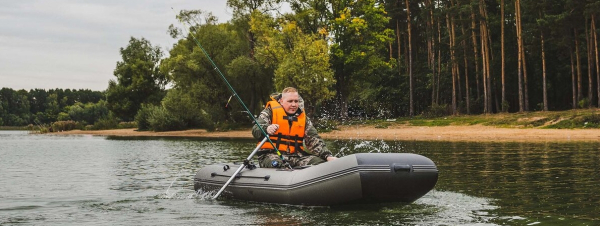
148, 107, 186, 132
135, 104, 155, 131
575, 114, 600, 128
118, 121, 137, 129
578, 98, 590, 109
57, 112, 71, 121
51, 120, 79, 132
501, 101, 510, 112
314, 119, 339, 132
92, 117, 119, 130
422, 104, 449, 118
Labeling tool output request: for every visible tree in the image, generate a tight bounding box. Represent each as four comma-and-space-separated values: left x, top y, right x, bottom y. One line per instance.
106, 37, 166, 121
251, 12, 335, 115
329, 0, 394, 118
405, 0, 414, 116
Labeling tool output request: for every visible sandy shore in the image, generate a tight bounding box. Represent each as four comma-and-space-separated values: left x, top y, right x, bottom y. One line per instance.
56, 124, 600, 142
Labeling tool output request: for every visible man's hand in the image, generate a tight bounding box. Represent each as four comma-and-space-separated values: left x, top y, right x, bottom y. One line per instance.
266, 124, 279, 135
326, 156, 338, 161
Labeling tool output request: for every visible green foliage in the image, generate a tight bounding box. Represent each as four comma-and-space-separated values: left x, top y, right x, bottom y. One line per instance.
409, 119, 453, 127
161, 89, 210, 128
118, 121, 138, 129
135, 104, 154, 131
67, 100, 110, 125
578, 98, 589, 109
329, 0, 394, 116
374, 122, 391, 129
313, 119, 339, 132
502, 101, 510, 113
92, 115, 120, 130
106, 37, 167, 121
250, 11, 335, 115
226, 55, 272, 115
57, 112, 71, 121
422, 104, 449, 118
544, 120, 575, 129
147, 107, 186, 132
51, 120, 79, 132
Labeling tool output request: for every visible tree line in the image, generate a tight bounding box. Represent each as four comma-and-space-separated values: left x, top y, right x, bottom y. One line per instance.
142, 0, 598, 130
5, 0, 600, 132
0, 88, 104, 127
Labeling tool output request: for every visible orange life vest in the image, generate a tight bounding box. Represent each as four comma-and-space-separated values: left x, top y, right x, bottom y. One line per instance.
259, 100, 305, 154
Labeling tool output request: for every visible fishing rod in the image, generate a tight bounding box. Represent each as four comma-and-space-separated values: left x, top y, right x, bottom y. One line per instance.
170, 8, 291, 199
212, 136, 269, 198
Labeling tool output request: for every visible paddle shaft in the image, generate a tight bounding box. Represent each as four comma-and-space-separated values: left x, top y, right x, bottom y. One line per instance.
212, 137, 269, 199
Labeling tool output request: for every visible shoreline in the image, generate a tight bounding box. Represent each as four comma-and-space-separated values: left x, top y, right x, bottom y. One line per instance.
55, 125, 600, 142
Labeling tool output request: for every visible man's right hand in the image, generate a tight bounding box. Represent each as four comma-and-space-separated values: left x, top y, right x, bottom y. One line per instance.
266, 124, 279, 135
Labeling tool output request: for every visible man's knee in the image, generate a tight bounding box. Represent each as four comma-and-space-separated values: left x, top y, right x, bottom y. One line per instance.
306, 156, 326, 165
259, 154, 284, 168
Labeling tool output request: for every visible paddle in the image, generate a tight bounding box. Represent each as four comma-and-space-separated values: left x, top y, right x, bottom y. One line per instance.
212, 136, 269, 199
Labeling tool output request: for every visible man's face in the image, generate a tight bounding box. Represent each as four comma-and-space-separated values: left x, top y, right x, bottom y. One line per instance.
280, 92, 299, 114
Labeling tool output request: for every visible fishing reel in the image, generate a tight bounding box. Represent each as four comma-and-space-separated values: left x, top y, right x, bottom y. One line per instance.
243, 159, 257, 170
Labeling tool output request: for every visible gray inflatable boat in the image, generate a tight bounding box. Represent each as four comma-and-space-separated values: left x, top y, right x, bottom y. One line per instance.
194, 153, 438, 206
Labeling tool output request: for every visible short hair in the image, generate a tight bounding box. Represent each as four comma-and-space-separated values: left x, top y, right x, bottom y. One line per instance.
280, 87, 304, 109
282, 87, 298, 94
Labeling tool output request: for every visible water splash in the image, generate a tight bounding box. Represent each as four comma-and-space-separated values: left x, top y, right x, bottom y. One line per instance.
353, 140, 391, 153
413, 190, 501, 225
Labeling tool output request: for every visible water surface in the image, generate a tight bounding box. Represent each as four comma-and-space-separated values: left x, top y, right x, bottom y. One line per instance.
1, 131, 598, 225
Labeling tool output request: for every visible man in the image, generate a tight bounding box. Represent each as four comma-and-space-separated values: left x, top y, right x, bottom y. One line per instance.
252, 87, 337, 168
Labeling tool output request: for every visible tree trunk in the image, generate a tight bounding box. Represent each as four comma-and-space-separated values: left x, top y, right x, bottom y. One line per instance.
437, 11, 442, 104
593, 14, 600, 107
516, 0, 528, 111
575, 28, 583, 102
586, 18, 594, 107
453, 8, 461, 113
461, 17, 470, 114
471, 5, 481, 100
447, 11, 457, 115
397, 17, 403, 94
571, 50, 577, 109
541, 27, 548, 111
501, 0, 506, 112
430, 0, 437, 106
522, 43, 529, 111
480, 0, 492, 113
426, 0, 432, 68
516, 0, 524, 112
405, 0, 413, 116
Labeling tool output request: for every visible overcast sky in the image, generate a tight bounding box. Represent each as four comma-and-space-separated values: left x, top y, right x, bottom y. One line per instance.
0, 0, 235, 91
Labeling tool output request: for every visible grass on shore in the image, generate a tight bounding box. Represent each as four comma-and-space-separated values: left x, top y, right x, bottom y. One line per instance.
333, 109, 600, 130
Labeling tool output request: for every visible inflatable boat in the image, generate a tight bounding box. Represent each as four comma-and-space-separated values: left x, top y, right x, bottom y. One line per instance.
194, 153, 438, 206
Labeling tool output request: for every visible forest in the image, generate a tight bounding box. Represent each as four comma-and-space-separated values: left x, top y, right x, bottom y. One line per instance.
2, 0, 599, 132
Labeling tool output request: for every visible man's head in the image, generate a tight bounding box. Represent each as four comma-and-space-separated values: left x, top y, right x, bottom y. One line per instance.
279, 87, 300, 114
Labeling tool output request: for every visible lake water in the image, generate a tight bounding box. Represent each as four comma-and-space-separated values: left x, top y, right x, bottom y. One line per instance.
0, 130, 598, 225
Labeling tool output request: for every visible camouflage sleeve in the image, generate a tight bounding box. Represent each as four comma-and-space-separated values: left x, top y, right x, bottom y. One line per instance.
252, 107, 272, 140
304, 117, 332, 160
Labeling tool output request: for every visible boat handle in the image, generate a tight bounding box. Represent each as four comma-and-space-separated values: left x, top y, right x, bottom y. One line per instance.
392, 164, 412, 172
211, 172, 271, 181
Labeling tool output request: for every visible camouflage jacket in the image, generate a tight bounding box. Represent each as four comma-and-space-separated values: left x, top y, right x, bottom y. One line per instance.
252, 106, 332, 160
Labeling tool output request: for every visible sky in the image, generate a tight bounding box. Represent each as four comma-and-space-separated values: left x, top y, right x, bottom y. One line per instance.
0, 0, 235, 91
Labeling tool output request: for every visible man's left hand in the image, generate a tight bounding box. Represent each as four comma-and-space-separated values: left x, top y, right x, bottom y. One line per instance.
326, 156, 338, 161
